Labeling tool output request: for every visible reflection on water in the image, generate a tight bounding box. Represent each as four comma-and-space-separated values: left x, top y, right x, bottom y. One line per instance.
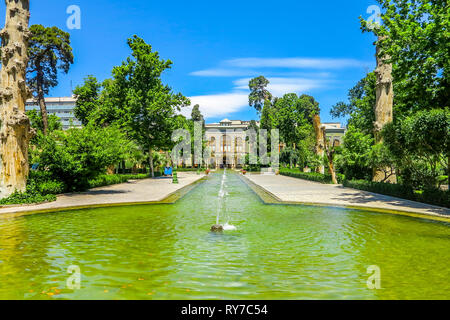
0, 172, 449, 299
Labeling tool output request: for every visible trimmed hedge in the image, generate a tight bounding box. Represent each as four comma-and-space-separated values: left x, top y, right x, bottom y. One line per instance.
343, 179, 449, 208
88, 173, 154, 188
280, 168, 345, 184
174, 167, 205, 172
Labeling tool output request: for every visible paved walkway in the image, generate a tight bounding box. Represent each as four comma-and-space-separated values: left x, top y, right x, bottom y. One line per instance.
0, 172, 205, 217
244, 174, 450, 218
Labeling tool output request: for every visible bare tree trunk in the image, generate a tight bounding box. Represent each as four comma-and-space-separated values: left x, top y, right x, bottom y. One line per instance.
373, 36, 396, 183
0, 0, 33, 198
321, 127, 338, 184
36, 73, 48, 135
313, 114, 325, 174
149, 147, 154, 178
106, 164, 115, 175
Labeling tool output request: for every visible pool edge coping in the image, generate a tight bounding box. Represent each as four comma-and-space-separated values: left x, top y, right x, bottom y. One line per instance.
239, 174, 450, 223
0, 176, 208, 219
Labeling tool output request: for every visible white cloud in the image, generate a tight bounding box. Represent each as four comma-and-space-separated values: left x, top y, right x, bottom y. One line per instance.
183, 92, 249, 119
225, 57, 368, 69
190, 68, 258, 77
233, 77, 328, 97
185, 57, 363, 119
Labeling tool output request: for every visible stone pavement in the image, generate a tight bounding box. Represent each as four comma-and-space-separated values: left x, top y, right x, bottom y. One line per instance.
244, 173, 450, 219
0, 172, 205, 217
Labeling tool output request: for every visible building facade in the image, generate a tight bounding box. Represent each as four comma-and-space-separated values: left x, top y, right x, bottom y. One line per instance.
203, 119, 346, 168
25, 96, 81, 130
322, 122, 345, 146
205, 119, 258, 168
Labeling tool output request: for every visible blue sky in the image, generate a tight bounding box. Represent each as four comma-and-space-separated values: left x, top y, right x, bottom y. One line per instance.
1, 0, 380, 123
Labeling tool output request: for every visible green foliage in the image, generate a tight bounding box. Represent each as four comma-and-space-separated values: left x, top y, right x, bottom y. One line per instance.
0, 190, 56, 205
271, 93, 315, 147
96, 36, 189, 176
260, 99, 275, 131
37, 180, 65, 195
0, 171, 61, 205
280, 168, 345, 184
382, 108, 449, 188
343, 179, 449, 208
175, 167, 206, 172
280, 147, 300, 168
335, 125, 374, 180
73, 75, 102, 126
36, 125, 133, 191
26, 109, 62, 134
190, 104, 204, 123
27, 170, 66, 195
330, 72, 376, 135
297, 94, 320, 122
360, 0, 449, 114
248, 76, 272, 113
27, 25, 74, 95
88, 173, 151, 189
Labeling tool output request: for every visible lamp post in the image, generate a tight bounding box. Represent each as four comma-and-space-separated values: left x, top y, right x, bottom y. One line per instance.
172, 166, 179, 184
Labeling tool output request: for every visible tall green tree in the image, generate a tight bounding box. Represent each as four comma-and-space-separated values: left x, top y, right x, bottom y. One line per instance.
105, 35, 189, 177
27, 25, 74, 134
73, 75, 102, 126
360, 0, 449, 114
191, 104, 204, 123
330, 72, 376, 135
297, 94, 320, 122
248, 76, 272, 114
272, 93, 315, 148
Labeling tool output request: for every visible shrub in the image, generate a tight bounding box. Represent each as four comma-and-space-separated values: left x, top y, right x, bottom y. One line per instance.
0, 191, 56, 205
280, 168, 345, 184
37, 124, 133, 191
175, 167, 205, 172
87, 173, 154, 189
0, 171, 60, 205
38, 180, 65, 195
343, 179, 449, 208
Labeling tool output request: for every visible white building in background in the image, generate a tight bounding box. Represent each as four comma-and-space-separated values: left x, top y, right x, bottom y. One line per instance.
202, 119, 346, 169
25, 96, 81, 130
205, 119, 259, 169
322, 122, 345, 146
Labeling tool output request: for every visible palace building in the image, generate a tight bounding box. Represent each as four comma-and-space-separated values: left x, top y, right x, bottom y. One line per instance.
204, 119, 258, 168
203, 119, 346, 169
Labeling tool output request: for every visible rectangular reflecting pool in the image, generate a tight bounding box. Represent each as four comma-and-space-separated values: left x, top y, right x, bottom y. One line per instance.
0, 171, 449, 299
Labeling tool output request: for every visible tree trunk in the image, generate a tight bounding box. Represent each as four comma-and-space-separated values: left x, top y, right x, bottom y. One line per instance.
313, 114, 325, 174
106, 164, 115, 175
373, 36, 396, 183
149, 147, 154, 178
0, 0, 33, 198
322, 127, 338, 184
36, 74, 49, 135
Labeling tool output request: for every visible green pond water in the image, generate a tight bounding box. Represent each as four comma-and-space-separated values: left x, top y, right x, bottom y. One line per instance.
0, 171, 449, 300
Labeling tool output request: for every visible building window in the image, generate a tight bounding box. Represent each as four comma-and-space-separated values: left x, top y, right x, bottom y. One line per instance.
210, 137, 216, 152
235, 137, 243, 152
